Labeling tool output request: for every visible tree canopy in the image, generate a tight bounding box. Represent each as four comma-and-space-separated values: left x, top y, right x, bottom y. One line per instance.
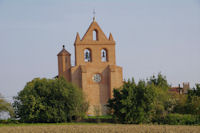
107, 73, 172, 124
185, 84, 200, 115
13, 77, 88, 123
107, 78, 156, 124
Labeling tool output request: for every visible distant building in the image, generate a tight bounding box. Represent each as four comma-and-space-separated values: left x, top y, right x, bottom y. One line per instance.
169, 82, 190, 94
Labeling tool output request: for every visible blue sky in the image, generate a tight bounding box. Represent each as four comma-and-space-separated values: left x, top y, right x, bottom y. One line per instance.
0, 0, 200, 102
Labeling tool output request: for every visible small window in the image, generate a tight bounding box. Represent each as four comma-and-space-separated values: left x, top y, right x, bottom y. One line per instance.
84, 49, 91, 62
93, 30, 98, 41
101, 49, 107, 62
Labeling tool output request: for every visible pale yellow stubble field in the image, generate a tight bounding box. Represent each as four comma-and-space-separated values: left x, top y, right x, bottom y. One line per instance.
0, 124, 200, 133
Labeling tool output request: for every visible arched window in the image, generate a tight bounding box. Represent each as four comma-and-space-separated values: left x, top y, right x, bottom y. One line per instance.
101, 49, 107, 62
84, 49, 91, 62
93, 30, 98, 41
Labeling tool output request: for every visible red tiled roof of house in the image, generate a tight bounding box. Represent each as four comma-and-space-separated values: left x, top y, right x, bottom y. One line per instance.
169, 87, 182, 93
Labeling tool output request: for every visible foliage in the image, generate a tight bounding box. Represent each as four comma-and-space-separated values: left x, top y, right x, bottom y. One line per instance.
170, 84, 200, 115
0, 118, 19, 124
107, 78, 156, 124
148, 73, 169, 90
185, 96, 200, 115
93, 105, 101, 123
184, 84, 200, 115
172, 94, 187, 114
0, 94, 14, 118
13, 77, 88, 123
107, 73, 186, 124
160, 113, 199, 125
84, 115, 113, 123
147, 73, 181, 120
188, 84, 200, 97
86, 115, 112, 119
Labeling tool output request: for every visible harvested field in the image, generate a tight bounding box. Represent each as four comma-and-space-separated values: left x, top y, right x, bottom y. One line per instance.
0, 124, 200, 133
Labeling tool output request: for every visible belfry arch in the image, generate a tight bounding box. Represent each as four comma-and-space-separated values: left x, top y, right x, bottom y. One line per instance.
84, 48, 91, 62
93, 29, 98, 41
101, 49, 107, 62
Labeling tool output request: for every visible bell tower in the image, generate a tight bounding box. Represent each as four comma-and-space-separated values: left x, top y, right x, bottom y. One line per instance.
74, 20, 116, 66
57, 18, 123, 115
57, 45, 71, 82
71, 18, 123, 115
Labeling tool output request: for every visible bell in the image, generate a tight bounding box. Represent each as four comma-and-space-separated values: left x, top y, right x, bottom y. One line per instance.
102, 51, 105, 58
86, 52, 89, 59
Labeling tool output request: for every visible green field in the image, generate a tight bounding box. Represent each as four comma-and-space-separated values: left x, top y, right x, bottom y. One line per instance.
0, 123, 200, 133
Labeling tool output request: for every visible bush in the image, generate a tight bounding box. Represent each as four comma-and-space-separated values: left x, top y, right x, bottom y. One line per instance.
153, 114, 200, 125
0, 118, 19, 124
13, 77, 88, 123
83, 115, 113, 123
185, 84, 200, 115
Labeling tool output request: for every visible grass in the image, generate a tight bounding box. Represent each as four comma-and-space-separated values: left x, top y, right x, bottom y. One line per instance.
0, 123, 200, 133
86, 115, 112, 119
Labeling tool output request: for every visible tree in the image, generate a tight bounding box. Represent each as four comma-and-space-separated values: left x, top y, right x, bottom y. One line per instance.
0, 94, 14, 118
185, 96, 200, 115
13, 77, 88, 123
172, 94, 187, 114
188, 84, 200, 97
107, 73, 174, 124
147, 73, 174, 117
107, 78, 156, 124
185, 84, 200, 115
148, 73, 169, 91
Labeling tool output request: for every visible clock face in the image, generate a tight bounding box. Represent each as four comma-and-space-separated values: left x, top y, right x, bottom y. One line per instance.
93, 74, 101, 83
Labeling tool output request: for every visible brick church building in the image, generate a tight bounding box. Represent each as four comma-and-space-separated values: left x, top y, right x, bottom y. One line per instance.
57, 17, 123, 115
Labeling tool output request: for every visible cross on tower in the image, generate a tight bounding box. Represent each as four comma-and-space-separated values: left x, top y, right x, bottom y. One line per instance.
93, 9, 96, 21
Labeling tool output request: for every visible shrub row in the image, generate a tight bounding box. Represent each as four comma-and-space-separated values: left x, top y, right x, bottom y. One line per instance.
1, 114, 200, 125
83, 115, 113, 123
153, 114, 200, 125
83, 114, 200, 125
0, 119, 19, 124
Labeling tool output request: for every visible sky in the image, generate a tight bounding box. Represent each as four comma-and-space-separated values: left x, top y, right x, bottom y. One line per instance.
0, 0, 200, 103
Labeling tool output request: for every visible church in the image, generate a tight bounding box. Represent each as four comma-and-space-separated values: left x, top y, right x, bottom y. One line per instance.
57, 17, 123, 115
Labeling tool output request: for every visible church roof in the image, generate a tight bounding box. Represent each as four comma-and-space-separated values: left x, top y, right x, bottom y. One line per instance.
57, 45, 71, 56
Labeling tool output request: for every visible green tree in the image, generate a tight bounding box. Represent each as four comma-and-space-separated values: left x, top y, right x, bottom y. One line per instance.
13, 77, 88, 123
185, 84, 200, 115
147, 73, 173, 117
185, 96, 200, 115
148, 73, 169, 91
188, 84, 200, 97
107, 73, 175, 124
0, 94, 14, 118
172, 94, 187, 114
107, 78, 156, 124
